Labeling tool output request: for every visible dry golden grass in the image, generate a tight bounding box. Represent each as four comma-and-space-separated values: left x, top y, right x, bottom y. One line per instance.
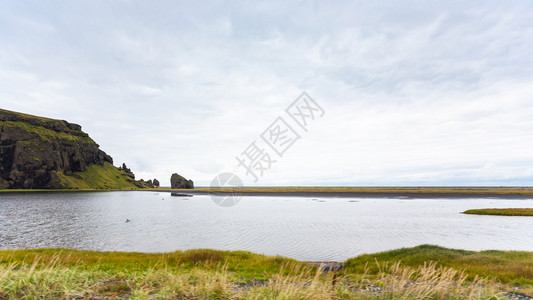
0, 257, 507, 299
165, 186, 533, 196
1, 247, 530, 299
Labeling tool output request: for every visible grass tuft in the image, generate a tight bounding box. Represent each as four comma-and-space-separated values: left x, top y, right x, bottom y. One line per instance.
181, 249, 225, 264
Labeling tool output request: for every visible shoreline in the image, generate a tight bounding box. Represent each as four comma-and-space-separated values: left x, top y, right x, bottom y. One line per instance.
163, 186, 533, 198
1, 244, 532, 266
177, 190, 533, 199
3, 186, 533, 198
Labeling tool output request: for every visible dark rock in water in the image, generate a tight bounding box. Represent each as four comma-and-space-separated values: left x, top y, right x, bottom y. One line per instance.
306, 262, 342, 273
171, 192, 193, 197
170, 173, 194, 189
153, 178, 160, 187
0, 109, 113, 189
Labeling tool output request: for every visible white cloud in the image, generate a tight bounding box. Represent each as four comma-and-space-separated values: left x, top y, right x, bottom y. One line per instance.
1, 1, 533, 186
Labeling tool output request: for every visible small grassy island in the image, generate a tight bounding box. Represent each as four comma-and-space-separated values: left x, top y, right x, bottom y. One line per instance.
463, 208, 533, 216
1, 245, 532, 299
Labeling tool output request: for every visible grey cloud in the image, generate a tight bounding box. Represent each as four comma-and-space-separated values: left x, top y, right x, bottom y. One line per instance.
1, 1, 532, 186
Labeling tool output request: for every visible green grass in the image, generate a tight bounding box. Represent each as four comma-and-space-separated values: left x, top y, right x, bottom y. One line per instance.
0, 245, 533, 299
0, 248, 301, 280
52, 162, 149, 190
0, 246, 531, 299
2, 120, 92, 144
0, 108, 66, 124
343, 244, 533, 286
0, 162, 153, 191
0, 162, 146, 191
463, 208, 533, 216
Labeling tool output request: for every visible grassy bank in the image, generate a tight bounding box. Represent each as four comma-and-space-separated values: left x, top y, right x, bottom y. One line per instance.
1, 245, 532, 299
344, 245, 533, 286
463, 208, 533, 216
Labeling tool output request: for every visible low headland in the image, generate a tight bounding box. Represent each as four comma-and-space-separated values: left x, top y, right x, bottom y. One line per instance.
0, 245, 532, 299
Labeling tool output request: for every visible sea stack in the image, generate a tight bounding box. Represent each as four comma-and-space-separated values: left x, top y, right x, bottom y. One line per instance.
170, 173, 194, 189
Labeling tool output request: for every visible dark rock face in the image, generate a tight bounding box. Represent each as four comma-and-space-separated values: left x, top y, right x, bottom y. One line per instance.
144, 179, 154, 188
0, 109, 113, 189
153, 178, 160, 187
170, 173, 194, 189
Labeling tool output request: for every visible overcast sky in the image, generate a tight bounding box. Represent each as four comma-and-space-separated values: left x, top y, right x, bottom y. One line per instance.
1, 0, 533, 186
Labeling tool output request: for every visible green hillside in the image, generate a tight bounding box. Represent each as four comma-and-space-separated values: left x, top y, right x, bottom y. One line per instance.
53, 162, 150, 190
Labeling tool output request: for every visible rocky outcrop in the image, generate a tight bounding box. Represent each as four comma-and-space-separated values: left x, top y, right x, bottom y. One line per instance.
0, 108, 114, 189
119, 163, 135, 179
134, 178, 153, 189
170, 173, 194, 189
153, 178, 160, 187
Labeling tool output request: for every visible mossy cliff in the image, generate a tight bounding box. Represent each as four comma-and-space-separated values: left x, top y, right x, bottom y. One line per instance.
0, 108, 147, 189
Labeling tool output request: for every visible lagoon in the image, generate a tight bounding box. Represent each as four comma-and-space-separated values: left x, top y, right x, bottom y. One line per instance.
0, 191, 532, 261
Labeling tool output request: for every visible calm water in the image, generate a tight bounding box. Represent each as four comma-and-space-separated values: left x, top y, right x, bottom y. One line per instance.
0, 191, 532, 261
